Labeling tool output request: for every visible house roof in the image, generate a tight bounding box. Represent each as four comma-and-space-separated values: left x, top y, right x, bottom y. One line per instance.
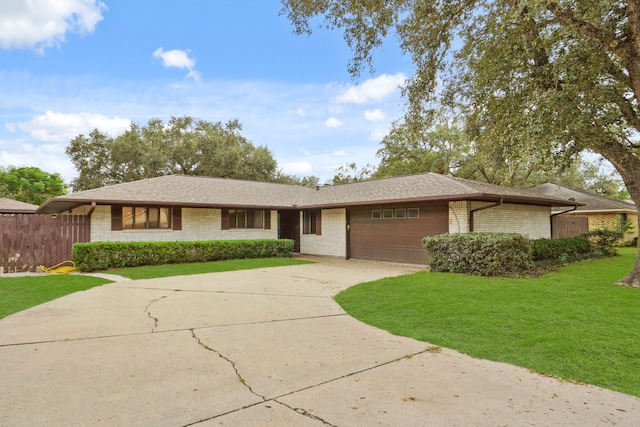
526, 183, 636, 214
0, 197, 39, 214
36, 173, 582, 214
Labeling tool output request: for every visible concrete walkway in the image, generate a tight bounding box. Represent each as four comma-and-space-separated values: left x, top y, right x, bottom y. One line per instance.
0, 258, 638, 426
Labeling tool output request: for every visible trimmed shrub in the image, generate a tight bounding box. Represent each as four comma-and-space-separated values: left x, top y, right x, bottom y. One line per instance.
531, 237, 592, 262
422, 232, 533, 276
582, 229, 624, 255
73, 239, 294, 272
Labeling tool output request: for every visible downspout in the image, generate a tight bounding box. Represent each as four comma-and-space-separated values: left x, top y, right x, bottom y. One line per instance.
469, 198, 503, 232
87, 201, 97, 217
549, 199, 578, 238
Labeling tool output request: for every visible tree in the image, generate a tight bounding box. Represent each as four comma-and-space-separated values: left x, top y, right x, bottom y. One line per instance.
0, 166, 67, 205
281, 0, 640, 287
331, 162, 374, 184
375, 115, 630, 195
66, 117, 278, 191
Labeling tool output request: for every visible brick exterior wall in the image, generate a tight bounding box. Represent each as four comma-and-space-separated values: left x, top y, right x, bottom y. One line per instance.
581, 212, 638, 242
85, 206, 277, 242
448, 201, 470, 234
473, 202, 550, 239
300, 208, 347, 257
448, 201, 551, 239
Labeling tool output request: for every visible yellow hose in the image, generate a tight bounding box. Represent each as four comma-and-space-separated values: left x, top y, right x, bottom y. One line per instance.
39, 260, 78, 275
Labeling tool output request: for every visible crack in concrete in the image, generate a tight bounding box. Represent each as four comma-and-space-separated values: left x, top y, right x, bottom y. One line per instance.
144, 295, 168, 332
276, 400, 340, 426
190, 329, 266, 402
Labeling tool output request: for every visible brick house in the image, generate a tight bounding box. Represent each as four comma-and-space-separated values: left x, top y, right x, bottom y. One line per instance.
527, 183, 638, 242
37, 173, 580, 264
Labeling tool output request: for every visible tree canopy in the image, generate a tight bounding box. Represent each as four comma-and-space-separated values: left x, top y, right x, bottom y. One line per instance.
0, 166, 67, 205
66, 117, 279, 192
281, 0, 640, 286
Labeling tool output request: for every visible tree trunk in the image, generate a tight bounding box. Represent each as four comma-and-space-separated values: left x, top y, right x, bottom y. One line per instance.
596, 142, 640, 288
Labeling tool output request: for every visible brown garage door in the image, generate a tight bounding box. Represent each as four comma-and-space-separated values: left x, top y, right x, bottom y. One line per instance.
348, 204, 449, 264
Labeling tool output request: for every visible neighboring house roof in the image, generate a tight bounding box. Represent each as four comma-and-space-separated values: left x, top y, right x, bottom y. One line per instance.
0, 197, 39, 214
526, 183, 637, 214
36, 173, 582, 214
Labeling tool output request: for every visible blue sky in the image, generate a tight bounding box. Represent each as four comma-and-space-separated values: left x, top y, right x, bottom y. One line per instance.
0, 0, 412, 184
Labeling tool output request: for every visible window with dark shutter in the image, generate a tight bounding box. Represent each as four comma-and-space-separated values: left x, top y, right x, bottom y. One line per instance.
172, 207, 182, 230
111, 206, 123, 230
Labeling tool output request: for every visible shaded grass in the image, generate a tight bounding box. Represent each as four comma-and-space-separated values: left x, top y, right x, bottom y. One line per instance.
0, 275, 111, 319
335, 248, 640, 397
104, 257, 312, 280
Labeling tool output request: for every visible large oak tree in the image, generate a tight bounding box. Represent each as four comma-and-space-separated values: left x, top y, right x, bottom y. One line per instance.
282, 0, 640, 286
66, 116, 278, 192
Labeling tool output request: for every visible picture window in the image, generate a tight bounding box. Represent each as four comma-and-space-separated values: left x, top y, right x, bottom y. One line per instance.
383, 209, 394, 219
395, 209, 406, 219
372, 210, 382, 219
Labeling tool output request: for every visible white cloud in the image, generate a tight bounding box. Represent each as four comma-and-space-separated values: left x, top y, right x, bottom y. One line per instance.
332, 150, 348, 157
0, 139, 76, 181
153, 47, 202, 83
280, 161, 312, 175
325, 117, 343, 128
364, 109, 386, 121
296, 107, 307, 117
336, 73, 407, 104
14, 110, 131, 142
0, 0, 106, 51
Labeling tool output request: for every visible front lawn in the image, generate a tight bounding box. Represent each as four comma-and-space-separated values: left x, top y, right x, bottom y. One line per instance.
335, 248, 640, 397
0, 275, 111, 319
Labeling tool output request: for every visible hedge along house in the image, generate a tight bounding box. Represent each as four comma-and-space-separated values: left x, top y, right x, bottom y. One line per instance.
36, 173, 581, 264
527, 183, 638, 243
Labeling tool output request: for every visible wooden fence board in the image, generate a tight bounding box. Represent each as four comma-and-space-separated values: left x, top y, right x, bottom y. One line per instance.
0, 214, 90, 273
551, 215, 589, 239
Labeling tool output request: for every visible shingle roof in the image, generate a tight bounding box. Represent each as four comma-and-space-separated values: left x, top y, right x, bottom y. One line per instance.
37, 173, 581, 214
526, 183, 636, 213
0, 197, 38, 213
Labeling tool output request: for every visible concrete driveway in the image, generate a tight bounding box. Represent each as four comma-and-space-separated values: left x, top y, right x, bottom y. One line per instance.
1, 258, 638, 426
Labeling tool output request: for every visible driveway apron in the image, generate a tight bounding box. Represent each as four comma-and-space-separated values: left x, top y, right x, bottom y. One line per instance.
1, 258, 638, 426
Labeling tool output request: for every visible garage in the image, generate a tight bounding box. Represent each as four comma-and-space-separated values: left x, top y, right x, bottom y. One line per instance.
347, 203, 449, 264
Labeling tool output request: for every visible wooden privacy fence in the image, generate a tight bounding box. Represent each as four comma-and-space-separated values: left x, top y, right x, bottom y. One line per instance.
0, 214, 90, 273
551, 215, 589, 239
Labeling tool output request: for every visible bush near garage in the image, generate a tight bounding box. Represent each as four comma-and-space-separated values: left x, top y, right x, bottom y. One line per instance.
73, 239, 294, 271
530, 237, 593, 263
422, 232, 534, 276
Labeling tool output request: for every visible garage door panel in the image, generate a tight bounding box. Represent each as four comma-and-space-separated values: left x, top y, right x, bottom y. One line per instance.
349, 204, 448, 264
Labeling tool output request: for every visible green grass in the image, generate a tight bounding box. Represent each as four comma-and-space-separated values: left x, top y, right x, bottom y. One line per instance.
0, 275, 111, 319
335, 248, 640, 397
103, 257, 312, 280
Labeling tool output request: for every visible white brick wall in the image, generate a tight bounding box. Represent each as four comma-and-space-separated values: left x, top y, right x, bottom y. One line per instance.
448, 201, 470, 234
473, 202, 551, 239
88, 206, 277, 242
300, 208, 347, 257
448, 201, 551, 239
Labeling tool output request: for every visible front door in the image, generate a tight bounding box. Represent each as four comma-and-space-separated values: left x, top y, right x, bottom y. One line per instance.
278, 210, 300, 252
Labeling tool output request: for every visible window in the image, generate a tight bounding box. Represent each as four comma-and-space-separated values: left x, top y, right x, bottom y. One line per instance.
372, 209, 382, 219
395, 208, 406, 219
408, 208, 420, 218
122, 206, 171, 229
383, 209, 394, 219
303, 210, 322, 235
229, 209, 264, 229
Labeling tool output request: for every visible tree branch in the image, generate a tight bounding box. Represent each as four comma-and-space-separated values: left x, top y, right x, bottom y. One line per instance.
546, 2, 632, 62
